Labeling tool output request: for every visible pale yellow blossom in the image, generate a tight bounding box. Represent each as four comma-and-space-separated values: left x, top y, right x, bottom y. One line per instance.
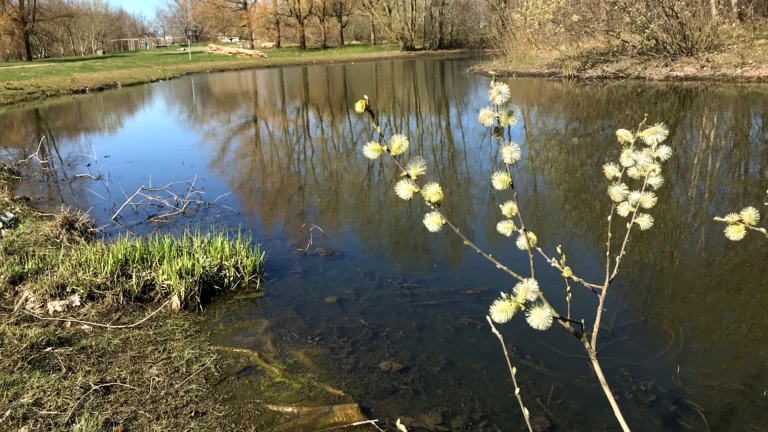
516, 231, 537, 250
492, 171, 512, 190
496, 220, 517, 237
423, 211, 446, 233
362, 141, 384, 160
725, 224, 747, 241
421, 182, 444, 205
489, 298, 520, 324
405, 156, 427, 179
394, 179, 419, 200
526, 303, 553, 330
500, 201, 518, 218
740, 206, 760, 226
388, 134, 410, 156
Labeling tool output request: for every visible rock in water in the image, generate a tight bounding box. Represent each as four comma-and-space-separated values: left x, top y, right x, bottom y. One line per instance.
379, 360, 404, 372
532, 415, 551, 431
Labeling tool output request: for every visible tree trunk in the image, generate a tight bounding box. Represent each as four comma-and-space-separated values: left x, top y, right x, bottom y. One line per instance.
17, 0, 33, 61
320, 17, 327, 48
710, 0, 719, 19
298, 19, 306, 49
23, 30, 33, 61
276, 19, 282, 48
421, 1, 427, 49
244, 1, 255, 49
437, 0, 445, 49
338, 17, 345, 45
68, 35, 76, 56
370, 15, 376, 44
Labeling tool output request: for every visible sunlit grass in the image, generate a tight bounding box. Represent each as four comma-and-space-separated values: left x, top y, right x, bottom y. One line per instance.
3, 228, 264, 308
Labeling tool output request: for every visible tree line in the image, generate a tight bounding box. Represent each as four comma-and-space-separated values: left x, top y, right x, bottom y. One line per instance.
154, 0, 485, 51
2, 0, 768, 62
0, 0, 486, 61
0, 0, 149, 61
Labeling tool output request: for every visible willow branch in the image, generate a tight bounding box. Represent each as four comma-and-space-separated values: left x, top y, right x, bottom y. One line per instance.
506, 163, 536, 279
582, 337, 632, 432
610, 174, 650, 281
533, 247, 603, 292
744, 223, 768, 238
592, 174, 650, 350
487, 316, 534, 432
365, 104, 526, 282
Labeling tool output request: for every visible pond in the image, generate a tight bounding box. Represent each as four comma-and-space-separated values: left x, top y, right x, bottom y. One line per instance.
2, 57, 767, 431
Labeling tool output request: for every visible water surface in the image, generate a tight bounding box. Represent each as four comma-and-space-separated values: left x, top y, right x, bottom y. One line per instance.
2, 58, 768, 431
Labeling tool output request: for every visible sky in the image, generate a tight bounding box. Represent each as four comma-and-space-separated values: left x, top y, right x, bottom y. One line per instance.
111, 0, 158, 18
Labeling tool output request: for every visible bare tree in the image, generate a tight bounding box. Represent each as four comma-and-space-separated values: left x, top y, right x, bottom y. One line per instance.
285, 0, 312, 49
214, 0, 257, 48
330, 0, 354, 45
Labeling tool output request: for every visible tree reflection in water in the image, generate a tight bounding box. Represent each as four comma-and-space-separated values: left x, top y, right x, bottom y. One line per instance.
2, 59, 767, 430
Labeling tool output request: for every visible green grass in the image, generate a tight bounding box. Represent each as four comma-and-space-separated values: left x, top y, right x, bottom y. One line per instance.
3, 228, 264, 309
0, 43, 415, 108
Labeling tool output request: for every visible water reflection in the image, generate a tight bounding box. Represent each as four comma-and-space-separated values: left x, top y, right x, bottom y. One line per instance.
1, 59, 767, 430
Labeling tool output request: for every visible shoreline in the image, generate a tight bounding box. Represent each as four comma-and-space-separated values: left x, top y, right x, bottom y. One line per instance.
0, 164, 261, 430
4, 46, 768, 114
0, 48, 480, 112
0, 162, 373, 430
471, 52, 768, 84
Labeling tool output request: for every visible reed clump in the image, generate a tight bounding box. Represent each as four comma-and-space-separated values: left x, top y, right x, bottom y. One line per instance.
3, 229, 264, 309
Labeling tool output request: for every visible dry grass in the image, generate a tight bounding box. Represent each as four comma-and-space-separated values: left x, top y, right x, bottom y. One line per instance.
477, 21, 768, 82
53, 207, 98, 242
0, 310, 236, 431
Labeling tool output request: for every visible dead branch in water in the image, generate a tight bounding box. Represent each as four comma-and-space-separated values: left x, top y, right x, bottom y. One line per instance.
111, 176, 212, 223
19, 136, 49, 166
312, 419, 385, 432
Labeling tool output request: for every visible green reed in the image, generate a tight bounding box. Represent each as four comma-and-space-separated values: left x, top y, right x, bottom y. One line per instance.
9, 229, 264, 309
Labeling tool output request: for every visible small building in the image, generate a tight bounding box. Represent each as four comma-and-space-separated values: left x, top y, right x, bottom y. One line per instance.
111, 38, 155, 51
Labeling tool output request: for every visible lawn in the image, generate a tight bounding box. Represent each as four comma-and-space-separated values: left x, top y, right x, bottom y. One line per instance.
0, 43, 425, 108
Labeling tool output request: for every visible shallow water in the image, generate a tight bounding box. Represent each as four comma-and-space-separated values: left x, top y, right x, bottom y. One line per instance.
2, 57, 768, 431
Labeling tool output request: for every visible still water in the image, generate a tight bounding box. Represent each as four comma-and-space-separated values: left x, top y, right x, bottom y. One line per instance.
2, 57, 768, 431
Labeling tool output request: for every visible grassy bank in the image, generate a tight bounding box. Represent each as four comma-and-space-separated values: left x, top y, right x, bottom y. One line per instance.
475, 27, 768, 82
0, 162, 265, 430
0, 43, 472, 109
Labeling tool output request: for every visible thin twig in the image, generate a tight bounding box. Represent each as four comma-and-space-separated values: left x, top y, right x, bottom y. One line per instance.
312, 419, 385, 432
487, 316, 534, 432
19, 136, 49, 165
23, 299, 171, 329
593, 173, 650, 350
65, 382, 138, 422
535, 398, 563, 427
177, 355, 216, 389
533, 246, 603, 291
693, 406, 710, 432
